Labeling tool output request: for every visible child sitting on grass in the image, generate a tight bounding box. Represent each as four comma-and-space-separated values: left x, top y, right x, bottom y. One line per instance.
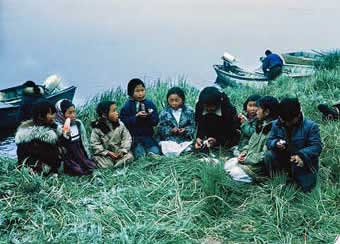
194, 86, 239, 153
120, 78, 160, 158
15, 100, 62, 175
237, 94, 261, 150
224, 96, 279, 183
158, 87, 195, 156
90, 101, 133, 168
265, 98, 323, 192
55, 99, 97, 175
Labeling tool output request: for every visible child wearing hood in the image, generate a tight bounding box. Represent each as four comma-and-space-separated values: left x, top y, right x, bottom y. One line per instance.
15, 100, 62, 175
90, 101, 134, 168
194, 86, 239, 152
55, 99, 97, 175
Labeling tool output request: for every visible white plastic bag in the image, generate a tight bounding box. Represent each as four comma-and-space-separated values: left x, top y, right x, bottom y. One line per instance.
159, 141, 192, 157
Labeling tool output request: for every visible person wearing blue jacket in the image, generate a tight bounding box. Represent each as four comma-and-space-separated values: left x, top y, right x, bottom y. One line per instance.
264, 98, 323, 192
120, 78, 160, 158
261, 50, 284, 81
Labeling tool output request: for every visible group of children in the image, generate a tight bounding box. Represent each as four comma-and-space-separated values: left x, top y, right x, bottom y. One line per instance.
15, 78, 323, 192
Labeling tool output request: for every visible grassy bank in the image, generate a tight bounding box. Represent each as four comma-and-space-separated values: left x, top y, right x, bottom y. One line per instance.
0, 64, 339, 243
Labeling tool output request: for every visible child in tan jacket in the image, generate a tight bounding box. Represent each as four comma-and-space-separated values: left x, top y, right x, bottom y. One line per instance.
90, 101, 133, 168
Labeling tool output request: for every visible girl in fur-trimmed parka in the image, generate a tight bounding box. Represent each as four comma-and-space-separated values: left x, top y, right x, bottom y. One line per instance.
158, 87, 195, 155
224, 96, 279, 183
15, 100, 62, 175
90, 101, 134, 168
55, 99, 97, 175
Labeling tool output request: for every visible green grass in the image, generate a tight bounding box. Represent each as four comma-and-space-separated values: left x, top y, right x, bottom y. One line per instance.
1, 57, 340, 243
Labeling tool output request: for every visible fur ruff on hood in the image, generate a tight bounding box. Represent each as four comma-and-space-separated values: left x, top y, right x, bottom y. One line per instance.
15, 120, 61, 145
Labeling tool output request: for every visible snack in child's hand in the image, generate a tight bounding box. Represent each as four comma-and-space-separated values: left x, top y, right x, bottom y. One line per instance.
64, 118, 71, 133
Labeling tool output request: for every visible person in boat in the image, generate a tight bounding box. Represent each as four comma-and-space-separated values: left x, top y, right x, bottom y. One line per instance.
15, 100, 62, 175
194, 86, 239, 153
90, 101, 134, 168
261, 50, 284, 81
55, 99, 97, 175
264, 98, 323, 192
237, 94, 262, 150
17, 80, 44, 123
158, 87, 195, 156
317, 100, 340, 120
224, 96, 279, 183
120, 78, 161, 158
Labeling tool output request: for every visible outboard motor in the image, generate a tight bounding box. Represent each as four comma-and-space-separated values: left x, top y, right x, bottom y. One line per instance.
44, 74, 63, 93
222, 52, 236, 70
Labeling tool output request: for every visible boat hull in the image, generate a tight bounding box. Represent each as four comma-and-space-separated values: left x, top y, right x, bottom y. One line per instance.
214, 62, 314, 88
214, 65, 268, 88
0, 86, 76, 131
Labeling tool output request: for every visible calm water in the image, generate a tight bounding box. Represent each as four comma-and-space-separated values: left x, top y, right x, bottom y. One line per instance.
1, 0, 340, 157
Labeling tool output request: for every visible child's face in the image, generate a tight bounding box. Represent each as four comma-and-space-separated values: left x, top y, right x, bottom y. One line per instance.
168, 94, 183, 110
132, 85, 146, 101
107, 104, 119, 122
45, 110, 56, 125
256, 107, 266, 120
246, 101, 258, 117
204, 104, 217, 113
64, 106, 76, 121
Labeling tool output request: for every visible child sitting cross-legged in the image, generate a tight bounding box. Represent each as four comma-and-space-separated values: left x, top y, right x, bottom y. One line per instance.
265, 98, 323, 192
55, 99, 97, 175
120, 78, 161, 158
158, 87, 195, 156
194, 86, 239, 153
15, 100, 62, 175
224, 96, 279, 183
90, 101, 134, 168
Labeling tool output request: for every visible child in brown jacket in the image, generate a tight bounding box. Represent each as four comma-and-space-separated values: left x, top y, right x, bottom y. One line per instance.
90, 101, 134, 168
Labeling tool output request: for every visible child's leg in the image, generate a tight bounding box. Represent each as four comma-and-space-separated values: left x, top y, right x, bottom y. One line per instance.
291, 164, 317, 192
146, 145, 161, 156
133, 143, 146, 158
263, 150, 289, 177
114, 152, 134, 168
144, 138, 161, 155
93, 155, 115, 168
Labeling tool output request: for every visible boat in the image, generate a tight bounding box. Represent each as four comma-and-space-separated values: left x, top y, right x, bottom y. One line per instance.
214, 51, 317, 87
0, 75, 76, 130
280, 51, 320, 66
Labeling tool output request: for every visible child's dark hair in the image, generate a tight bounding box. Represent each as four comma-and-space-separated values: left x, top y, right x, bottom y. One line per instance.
96, 101, 116, 117
23, 80, 41, 95
279, 97, 301, 121
166, 87, 185, 103
256, 96, 279, 119
32, 100, 56, 125
196, 86, 235, 122
127, 78, 145, 97
92, 101, 118, 133
60, 99, 75, 115
265, 49, 272, 56
23, 80, 36, 88
198, 86, 226, 106
243, 94, 261, 112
